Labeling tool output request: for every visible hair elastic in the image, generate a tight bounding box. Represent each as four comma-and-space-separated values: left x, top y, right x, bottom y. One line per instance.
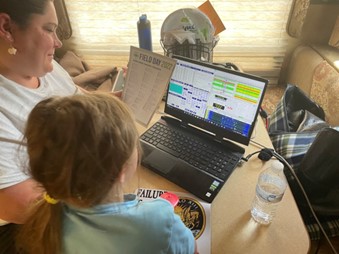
43, 192, 59, 204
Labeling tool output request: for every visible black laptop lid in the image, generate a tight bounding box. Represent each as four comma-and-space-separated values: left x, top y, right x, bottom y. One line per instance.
164, 56, 268, 146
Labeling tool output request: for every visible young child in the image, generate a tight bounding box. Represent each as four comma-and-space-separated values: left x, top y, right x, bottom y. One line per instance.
16, 93, 197, 254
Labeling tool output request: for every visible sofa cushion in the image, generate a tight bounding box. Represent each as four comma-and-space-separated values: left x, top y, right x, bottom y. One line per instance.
286, 45, 324, 95
310, 60, 339, 126
312, 44, 339, 72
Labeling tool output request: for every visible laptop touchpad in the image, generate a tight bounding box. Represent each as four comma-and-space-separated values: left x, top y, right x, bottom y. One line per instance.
143, 150, 176, 174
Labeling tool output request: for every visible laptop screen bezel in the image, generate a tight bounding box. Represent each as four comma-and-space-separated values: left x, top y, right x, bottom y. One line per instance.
164, 55, 268, 146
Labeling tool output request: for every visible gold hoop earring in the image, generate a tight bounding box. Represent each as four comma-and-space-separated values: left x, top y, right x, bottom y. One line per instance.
8, 46, 17, 55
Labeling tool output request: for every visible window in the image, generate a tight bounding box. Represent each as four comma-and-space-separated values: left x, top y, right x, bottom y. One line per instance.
63, 0, 293, 85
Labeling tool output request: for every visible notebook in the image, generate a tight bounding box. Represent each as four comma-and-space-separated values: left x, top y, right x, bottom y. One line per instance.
140, 56, 268, 203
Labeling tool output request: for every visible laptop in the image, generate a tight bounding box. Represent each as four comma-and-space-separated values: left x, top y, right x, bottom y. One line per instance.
140, 55, 268, 203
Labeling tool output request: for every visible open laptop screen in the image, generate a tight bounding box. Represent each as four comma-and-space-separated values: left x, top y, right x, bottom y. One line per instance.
164, 56, 268, 146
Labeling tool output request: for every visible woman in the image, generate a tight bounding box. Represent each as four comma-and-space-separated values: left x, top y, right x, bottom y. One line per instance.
16, 93, 197, 254
0, 0, 81, 251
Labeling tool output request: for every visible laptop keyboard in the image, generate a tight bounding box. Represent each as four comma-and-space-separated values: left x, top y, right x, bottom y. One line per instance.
140, 122, 240, 180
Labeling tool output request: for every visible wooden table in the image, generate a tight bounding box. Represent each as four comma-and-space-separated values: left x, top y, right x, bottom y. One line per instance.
128, 104, 310, 254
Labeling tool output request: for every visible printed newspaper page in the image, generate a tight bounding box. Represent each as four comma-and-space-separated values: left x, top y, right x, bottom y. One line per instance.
122, 46, 176, 126
136, 188, 211, 254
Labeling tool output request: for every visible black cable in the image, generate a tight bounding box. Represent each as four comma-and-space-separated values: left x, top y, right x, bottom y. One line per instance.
247, 140, 338, 254
212, 62, 240, 71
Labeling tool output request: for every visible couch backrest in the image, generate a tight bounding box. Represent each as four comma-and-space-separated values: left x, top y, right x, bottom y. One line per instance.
287, 1, 339, 46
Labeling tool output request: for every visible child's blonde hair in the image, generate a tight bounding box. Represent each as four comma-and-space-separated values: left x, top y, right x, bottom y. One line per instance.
17, 93, 139, 254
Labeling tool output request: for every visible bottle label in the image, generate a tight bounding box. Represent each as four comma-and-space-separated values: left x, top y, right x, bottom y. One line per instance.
256, 184, 284, 203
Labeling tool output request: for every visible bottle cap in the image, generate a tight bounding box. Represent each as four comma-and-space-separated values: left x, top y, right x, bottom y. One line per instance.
271, 160, 284, 172
160, 192, 179, 207
139, 14, 147, 22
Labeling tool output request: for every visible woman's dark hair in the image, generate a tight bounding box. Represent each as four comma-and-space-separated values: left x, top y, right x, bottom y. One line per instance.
0, 0, 52, 28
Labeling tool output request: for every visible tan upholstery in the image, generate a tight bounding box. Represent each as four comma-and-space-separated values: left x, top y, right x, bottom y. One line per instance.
54, 0, 72, 40
287, 1, 339, 45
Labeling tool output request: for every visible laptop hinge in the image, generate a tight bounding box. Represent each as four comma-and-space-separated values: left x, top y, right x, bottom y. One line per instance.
180, 121, 189, 129
161, 115, 183, 127
161, 115, 190, 129
213, 135, 223, 143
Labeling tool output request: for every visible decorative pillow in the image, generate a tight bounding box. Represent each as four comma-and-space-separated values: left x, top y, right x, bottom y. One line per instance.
310, 60, 339, 126
286, 0, 310, 38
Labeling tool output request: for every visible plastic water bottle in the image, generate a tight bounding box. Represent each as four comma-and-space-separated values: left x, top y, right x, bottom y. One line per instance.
251, 160, 287, 225
137, 14, 152, 51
